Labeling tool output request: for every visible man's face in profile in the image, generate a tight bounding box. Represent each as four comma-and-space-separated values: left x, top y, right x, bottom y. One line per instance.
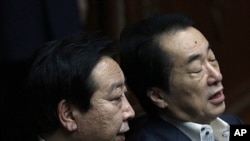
159, 27, 225, 124
72, 56, 135, 141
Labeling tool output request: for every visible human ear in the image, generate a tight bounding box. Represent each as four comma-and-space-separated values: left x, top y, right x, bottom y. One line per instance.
58, 100, 77, 132
147, 87, 168, 108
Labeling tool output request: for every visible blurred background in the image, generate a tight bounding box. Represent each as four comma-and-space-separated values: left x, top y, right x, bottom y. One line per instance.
1, 0, 249, 140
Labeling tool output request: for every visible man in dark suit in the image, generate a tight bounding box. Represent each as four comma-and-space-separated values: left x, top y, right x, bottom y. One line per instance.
119, 13, 243, 141
25, 34, 135, 141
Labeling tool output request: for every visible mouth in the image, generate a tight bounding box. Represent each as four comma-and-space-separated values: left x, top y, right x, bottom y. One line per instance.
117, 123, 129, 141
117, 133, 126, 141
208, 90, 225, 105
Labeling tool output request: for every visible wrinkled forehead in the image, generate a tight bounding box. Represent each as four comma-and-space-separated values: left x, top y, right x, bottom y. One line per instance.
158, 27, 208, 58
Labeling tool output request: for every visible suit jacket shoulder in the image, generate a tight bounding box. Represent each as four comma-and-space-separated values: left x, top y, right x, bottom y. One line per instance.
219, 114, 244, 125
136, 116, 191, 141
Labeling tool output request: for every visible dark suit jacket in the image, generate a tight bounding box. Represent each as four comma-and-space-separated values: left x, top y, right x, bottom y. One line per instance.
136, 114, 244, 141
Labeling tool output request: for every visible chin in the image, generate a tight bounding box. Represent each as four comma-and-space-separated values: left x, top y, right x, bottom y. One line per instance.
213, 102, 226, 117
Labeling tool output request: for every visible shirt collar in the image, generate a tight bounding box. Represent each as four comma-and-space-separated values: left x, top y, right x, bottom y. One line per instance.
210, 117, 230, 140
160, 116, 230, 141
38, 136, 46, 141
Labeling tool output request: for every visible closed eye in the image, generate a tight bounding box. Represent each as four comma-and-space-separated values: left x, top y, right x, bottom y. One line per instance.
114, 95, 123, 101
208, 58, 217, 62
194, 69, 202, 73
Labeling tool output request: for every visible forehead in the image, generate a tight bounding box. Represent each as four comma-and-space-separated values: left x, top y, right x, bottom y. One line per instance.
91, 56, 124, 88
159, 27, 208, 61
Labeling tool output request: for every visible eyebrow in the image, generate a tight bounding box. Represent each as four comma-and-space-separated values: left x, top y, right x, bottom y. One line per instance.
186, 44, 211, 65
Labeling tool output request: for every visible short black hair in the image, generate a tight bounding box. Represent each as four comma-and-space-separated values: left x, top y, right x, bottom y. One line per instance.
27, 33, 119, 134
120, 13, 194, 116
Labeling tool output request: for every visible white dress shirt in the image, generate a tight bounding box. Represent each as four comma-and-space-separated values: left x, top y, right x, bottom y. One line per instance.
160, 116, 230, 141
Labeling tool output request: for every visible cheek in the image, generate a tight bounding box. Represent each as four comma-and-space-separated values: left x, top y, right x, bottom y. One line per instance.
171, 74, 205, 97
95, 107, 123, 139
77, 106, 123, 140
95, 104, 123, 128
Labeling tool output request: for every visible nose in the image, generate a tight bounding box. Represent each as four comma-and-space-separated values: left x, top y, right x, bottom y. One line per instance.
206, 62, 223, 86
122, 96, 135, 120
